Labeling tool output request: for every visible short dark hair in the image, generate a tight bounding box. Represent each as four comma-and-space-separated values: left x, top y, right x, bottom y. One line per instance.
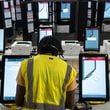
37, 36, 63, 56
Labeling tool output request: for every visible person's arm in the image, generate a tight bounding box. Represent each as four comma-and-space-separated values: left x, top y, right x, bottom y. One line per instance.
65, 79, 78, 109
65, 90, 75, 109
16, 84, 25, 106
16, 65, 25, 107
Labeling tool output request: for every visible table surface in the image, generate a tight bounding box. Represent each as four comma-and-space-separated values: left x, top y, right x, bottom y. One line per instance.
91, 101, 110, 110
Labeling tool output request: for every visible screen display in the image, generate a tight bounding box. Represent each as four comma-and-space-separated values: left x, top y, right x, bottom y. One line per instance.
38, 2, 48, 20
79, 54, 109, 101
61, 2, 70, 20
1, 56, 29, 102
104, 2, 110, 19
84, 28, 99, 51
39, 28, 52, 41
0, 29, 4, 53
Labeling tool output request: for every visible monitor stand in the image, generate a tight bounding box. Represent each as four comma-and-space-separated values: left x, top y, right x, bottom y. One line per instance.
74, 101, 92, 110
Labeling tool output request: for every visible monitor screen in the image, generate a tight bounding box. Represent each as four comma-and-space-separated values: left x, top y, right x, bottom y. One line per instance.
60, 2, 71, 20
79, 53, 109, 102
104, 2, 110, 19
84, 27, 99, 51
1, 55, 29, 103
0, 29, 4, 53
39, 27, 52, 41
38, 2, 49, 20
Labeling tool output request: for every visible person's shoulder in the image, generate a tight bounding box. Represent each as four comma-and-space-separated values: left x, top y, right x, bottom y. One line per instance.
55, 57, 67, 65
22, 57, 32, 65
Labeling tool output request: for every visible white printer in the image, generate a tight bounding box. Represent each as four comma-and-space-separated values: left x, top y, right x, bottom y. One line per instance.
61, 40, 81, 56
11, 41, 32, 55
103, 40, 110, 54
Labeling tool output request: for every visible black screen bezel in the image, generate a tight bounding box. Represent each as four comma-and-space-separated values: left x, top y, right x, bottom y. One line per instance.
60, 2, 71, 21
38, 27, 53, 42
0, 29, 5, 54
38, 2, 49, 23
103, 2, 110, 20
84, 27, 100, 52
1, 55, 30, 103
79, 53, 109, 102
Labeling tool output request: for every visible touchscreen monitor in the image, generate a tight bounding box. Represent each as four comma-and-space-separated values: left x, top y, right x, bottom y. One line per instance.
0, 29, 5, 53
104, 2, 110, 19
79, 53, 109, 102
38, 2, 49, 20
84, 27, 99, 51
60, 2, 71, 20
39, 27, 52, 41
1, 55, 29, 103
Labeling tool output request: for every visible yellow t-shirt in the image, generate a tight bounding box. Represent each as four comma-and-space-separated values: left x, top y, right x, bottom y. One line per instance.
16, 54, 77, 106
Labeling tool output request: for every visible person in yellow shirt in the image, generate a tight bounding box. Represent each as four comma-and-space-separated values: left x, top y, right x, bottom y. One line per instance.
16, 36, 78, 110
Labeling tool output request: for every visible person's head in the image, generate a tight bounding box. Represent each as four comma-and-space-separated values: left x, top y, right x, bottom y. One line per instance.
37, 36, 63, 57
